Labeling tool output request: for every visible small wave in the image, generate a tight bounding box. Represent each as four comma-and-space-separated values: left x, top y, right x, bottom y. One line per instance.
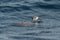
31, 2, 60, 9
0, 5, 31, 13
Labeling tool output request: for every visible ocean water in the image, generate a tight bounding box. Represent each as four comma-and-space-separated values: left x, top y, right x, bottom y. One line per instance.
0, 0, 60, 40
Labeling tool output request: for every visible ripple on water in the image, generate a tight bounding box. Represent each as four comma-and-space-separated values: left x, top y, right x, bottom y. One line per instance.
0, 5, 31, 13
9, 35, 56, 40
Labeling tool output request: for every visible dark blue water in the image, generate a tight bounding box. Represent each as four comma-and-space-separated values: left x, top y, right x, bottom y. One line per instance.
0, 0, 60, 40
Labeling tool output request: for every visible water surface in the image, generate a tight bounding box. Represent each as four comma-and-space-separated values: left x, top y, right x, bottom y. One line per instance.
0, 0, 60, 40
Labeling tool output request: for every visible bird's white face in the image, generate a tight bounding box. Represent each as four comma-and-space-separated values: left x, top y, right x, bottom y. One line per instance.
33, 16, 39, 21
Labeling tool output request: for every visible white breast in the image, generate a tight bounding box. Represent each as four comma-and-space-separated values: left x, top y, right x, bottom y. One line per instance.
33, 17, 39, 21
